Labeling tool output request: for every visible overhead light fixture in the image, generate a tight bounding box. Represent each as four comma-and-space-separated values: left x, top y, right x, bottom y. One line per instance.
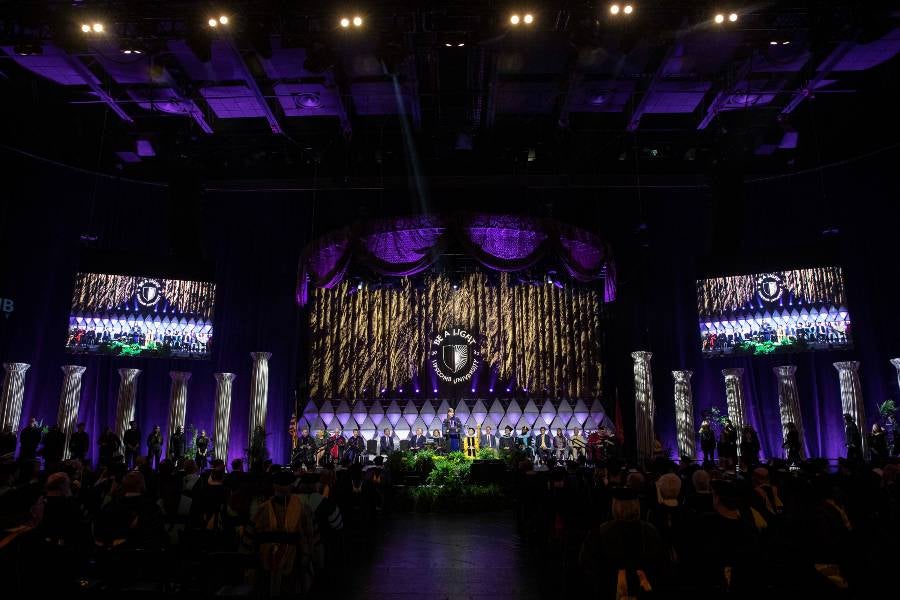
624, 4, 634, 14
208, 18, 218, 27
510, 14, 520, 25
92, 23, 104, 33
81, 22, 105, 34
80, 24, 91, 33
340, 18, 350, 28
457, 42, 465, 47
714, 14, 725, 24
445, 42, 452, 47
218, 15, 229, 25
523, 14, 534, 24
353, 16, 363, 27
770, 40, 778, 45
610, 4, 620, 15
728, 13, 738, 22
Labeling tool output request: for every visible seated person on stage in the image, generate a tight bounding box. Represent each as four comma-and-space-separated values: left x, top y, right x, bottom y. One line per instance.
314, 429, 327, 466
499, 426, 515, 450
443, 408, 463, 452
295, 428, 316, 468
570, 428, 586, 460
345, 429, 365, 464
379, 428, 395, 456
463, 427, 480, 459
480, 425, 499, 455
516, 426, 533, 457
535, 427, 552, 464
409, 427, 428, 451
327, 428, 345, 464
553, 427, 569, 462
431, 428, 446, 453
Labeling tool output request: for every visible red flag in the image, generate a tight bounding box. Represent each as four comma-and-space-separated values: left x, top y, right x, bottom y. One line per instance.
614, 390, 625, 446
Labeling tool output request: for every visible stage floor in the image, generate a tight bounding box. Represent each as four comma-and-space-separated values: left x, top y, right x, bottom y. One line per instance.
343, 510, 543, 600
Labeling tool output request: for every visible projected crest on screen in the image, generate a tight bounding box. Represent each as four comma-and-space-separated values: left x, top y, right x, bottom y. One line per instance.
66, 272, 216, 359
697, 266, 850, 357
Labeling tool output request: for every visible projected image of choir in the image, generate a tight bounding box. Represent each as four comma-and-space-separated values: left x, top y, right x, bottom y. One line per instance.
66, 313, 212, 357
700, 307, 850, 355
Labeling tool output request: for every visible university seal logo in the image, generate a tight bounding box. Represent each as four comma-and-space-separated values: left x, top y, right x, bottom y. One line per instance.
136, 278, 163, 307
430, 327, 480, 384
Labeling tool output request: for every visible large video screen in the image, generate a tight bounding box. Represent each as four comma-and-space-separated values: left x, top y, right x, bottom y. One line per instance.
66, 272, 216, 359
697, 266, 850, 357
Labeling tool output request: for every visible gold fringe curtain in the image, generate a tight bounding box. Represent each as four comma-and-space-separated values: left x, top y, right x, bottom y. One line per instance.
71, 273, 215, 319
308, 273, 604, 399
697, 266, 846, 317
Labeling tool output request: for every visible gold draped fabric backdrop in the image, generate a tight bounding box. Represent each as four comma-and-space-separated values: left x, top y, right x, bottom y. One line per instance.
71, 272, 216, 319
308, 272, 604, 400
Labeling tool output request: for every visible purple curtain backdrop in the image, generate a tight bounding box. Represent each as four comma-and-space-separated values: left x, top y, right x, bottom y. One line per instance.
297, 212, 616, 305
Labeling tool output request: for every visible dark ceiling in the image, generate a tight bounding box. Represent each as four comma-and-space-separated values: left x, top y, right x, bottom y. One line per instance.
0, 0, 898, 185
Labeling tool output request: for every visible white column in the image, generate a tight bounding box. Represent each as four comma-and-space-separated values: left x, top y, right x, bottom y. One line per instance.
0, 362, 30, 432
890, 358, 900, 393
834, 361, 867, 456
115, 368, 141, 442
57, 365, 87, 459
167, 371, 191, 442
214, 372, 235, 462
672, 370, 695, 460
774, 365, 805, 459
722, 368, 748, 457
249, 352, 272, 443
631, 351, 655, 463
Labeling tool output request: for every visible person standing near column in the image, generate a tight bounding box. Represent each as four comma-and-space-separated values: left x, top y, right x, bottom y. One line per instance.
698, 421, 717, 466
169, 425, 186, 465
69, 423, 89, 464
843, 413, 862, 462
196, 430, 211, 470
783, 422, 801, 465
123, 421, 141, 469
442, 408, 463, 452
19, 417, 42, 460
147, 425, 163, 470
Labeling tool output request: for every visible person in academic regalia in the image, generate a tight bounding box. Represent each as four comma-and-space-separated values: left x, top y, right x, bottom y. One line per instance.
98, 425, 120, 468
345, 429, 365, 464
442, 408, 463, 452
123, 421, 142, 469
783, 422, 802, 464
195, 430, 211, 470
869, 423, 889, 465
535, 427, 552, 465
379, 428, 395, 456
409, 427, 428, 451
553, 428, 568, 462
570, 428, 586, 460
699, 420, 717, 466
295, 428, 316, 468
19, 417, 42, 460
463, 427, 480, 459
718, 420, 738, 469
41, 424, 66, 466
326, 428, 345, 464
169, 426, 186, 464
480, 425, 498, 455
68, 422, 89, 463
843, 413, 862, 462
739, 425, 761, 470
147, 425, 163, 469
499, 425, 515, 451
516, 426, 533, 459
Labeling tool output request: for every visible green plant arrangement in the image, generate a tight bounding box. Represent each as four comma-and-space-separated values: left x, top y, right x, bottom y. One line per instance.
733, 338, 798, 355
879, 399, 897, 420
427, 451, 471, 490
475, 447, 497, 461
399, 483, 508, 513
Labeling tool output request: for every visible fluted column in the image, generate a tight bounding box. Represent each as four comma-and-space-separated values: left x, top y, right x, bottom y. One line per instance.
672, 370, 695, 460
834, 361, 867, 456
0, 362, 30, 432
167, 371, 191, 443
632, 351, 655, 463
214, 373, 235, 461
891, 358, 900, 393
722, 368, 748, 457
249, 352, 272, 442
774, 365, 805, 459
115, 368, 141, 441
57, 365, 87, 459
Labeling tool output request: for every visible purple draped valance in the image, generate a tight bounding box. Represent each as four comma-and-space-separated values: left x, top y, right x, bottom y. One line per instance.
297, 213, 616, 304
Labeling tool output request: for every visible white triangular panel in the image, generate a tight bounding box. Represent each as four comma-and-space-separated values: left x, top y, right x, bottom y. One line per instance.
368, 401, 385, 427
351, 402, 368, 427
454, 400, 471, 422
505, 399, 522, 424
436, 399, 451, 418
571, 399, 589, 425
301, 400, 319, 425
470, 399, 488, 425
549, 415, 568, 432
425, 414, 443, 436
419, 400, 436, 423
411, 417, 428, 437
393, 422, 412, 441
522, 399, 540, 426
402, 399, 419, 426
358, 415, 377, 440
385, 399, 402, 427
486, 399, 505, 427
539, 400, 556, 426
318, 400, 335, 427
556, 399, 573, 423
335, 399, 352, 427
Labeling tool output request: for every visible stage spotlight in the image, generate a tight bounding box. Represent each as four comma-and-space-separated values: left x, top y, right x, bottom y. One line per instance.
770, 40, 778, 45
415, 389, 420, 393
340, 17, 350, 28
353, 16, 363, 27
523, 14, 534, 24
399, 388, 404, 393
489, 388, 494, 393
433, 388, 438, 393
81, 24, 91, 33
445, 42, 452, 47
92, 23, 104, 33
219, 15, 229, 25
624, 4, 633, 14
208, 18, 218, 27
728, 13, 738, 22
610, 4, 620, 15
510, 14, 520, 25
457, 42, 465, 47
714, 13, 724, 24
